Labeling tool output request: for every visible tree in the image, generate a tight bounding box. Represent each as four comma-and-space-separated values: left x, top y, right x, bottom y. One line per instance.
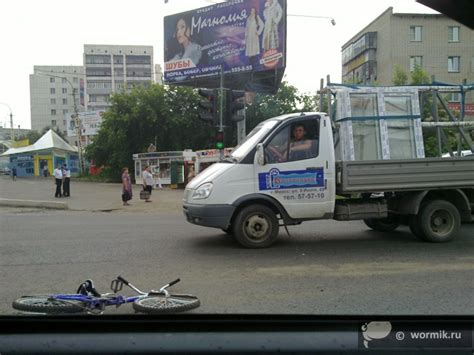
392, 65, 408, 85
410, 64, 431, 85
85, 84, 212, 181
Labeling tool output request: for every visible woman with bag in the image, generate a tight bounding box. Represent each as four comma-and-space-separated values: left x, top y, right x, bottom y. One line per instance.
142, 165, 154, 203
121, 167, 133, 206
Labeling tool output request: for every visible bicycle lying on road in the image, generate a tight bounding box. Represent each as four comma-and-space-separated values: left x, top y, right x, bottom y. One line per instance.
12, 276, 200, 314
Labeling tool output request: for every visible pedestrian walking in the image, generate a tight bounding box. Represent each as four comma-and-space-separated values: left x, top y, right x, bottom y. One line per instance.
122, 167, 133, 206
62, 165, 71, 197
43, 165, 49, 177
142, 165, 154, 203
53, 165, 63, 198
11, 167, 17, 181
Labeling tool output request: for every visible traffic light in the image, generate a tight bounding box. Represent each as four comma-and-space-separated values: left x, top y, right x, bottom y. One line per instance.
198, 88, 218, 123
226, 90, 245, 122
215, 131, 224, 149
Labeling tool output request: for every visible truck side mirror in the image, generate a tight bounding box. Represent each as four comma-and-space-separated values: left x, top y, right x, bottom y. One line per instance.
256, 143, 265, 165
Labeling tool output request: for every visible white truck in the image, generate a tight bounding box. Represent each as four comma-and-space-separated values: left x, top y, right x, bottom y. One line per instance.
183, 88, 474, 248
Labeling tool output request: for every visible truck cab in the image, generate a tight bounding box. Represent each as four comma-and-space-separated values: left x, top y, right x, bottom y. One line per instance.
183, 112, 336, 247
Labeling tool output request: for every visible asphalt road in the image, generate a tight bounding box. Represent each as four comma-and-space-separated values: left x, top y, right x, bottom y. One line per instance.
1, 207, 473, 315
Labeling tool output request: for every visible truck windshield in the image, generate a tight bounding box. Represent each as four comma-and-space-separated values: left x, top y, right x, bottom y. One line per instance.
230, 120, 279, 161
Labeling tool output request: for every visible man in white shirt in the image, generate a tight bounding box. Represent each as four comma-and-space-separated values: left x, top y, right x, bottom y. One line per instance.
53, 165, 63, 198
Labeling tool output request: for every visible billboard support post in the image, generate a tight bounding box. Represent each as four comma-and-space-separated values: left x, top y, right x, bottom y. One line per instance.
219, 66, 224, 159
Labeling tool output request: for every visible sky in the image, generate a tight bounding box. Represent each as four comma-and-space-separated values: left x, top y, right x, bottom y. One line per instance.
0, 0, 438, 130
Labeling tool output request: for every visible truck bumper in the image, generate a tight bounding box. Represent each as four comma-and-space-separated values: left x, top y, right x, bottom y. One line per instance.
183, 203, 236, 229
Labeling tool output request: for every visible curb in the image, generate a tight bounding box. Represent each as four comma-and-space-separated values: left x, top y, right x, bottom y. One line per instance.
0, 198, 69, 210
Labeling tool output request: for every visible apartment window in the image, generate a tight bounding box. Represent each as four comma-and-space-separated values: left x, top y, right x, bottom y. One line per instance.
63, 120, 67, 126
73, 77, 79, 84
62, 78, 67, 84
50, 77, 55, 83
50, 98, 56, 105
448, 26, 460, 42
449, 93, 461, 102
62, 98, 68, 105
51, 120, 57, 126
62, 88, 67, 94
50, 88, 56, 94
410, 56, 423, 72
448, 56, 460, 72
409, 26, 422, 41
63, 109, 69, 115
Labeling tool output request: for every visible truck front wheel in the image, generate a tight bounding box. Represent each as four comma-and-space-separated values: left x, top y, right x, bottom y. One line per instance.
233, 205, 279, 248
417, 200, 460, 242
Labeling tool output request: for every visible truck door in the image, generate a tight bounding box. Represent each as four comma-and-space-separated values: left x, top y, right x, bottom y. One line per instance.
255, 116, 334, 219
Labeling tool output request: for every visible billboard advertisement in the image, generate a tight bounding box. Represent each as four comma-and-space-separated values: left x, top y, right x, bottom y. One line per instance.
66, 110, 105, 137
163, 0, 286, 91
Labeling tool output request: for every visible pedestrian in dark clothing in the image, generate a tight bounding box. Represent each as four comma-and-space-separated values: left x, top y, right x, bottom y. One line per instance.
53, 165, 63, 197
122, 167, 133, 206
62, 165, 71, 197
11, 167, 17, 181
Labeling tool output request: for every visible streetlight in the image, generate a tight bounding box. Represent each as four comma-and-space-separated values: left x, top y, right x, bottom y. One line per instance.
288, 14, 336, 26
0, 102, 14, 142
36, 72, 85, 175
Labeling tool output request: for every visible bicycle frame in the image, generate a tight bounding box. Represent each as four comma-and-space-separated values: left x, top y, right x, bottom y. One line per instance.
47, 276, 177, 313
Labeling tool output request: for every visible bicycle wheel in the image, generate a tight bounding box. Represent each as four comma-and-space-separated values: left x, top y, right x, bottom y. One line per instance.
12, 296, 85, 314
133, 294, 200, 314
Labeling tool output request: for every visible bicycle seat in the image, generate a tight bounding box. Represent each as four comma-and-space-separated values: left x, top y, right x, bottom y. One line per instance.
77, 279, 101, 297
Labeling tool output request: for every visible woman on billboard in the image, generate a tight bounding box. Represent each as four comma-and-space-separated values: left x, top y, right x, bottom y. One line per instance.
262, 0, 283, 51
166, 16, 202, 66
245, 7, 264, 60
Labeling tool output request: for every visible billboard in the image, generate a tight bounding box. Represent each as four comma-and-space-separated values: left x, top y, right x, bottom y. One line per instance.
163, 0, 286, 93
66, 110, 105, 137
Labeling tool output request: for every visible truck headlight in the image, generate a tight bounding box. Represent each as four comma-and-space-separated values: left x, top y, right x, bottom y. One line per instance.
192, 182, 213, 200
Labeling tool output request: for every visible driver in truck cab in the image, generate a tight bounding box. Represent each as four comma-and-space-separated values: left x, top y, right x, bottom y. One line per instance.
268, 123, 315, 162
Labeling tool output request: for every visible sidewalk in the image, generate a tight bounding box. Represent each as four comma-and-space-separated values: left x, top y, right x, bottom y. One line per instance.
0, 176, 184, 214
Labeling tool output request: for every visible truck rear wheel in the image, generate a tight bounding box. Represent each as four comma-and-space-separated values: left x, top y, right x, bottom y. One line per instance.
233, 205, 279, 248
363, 217, 400, 232
417, 200, 460, 242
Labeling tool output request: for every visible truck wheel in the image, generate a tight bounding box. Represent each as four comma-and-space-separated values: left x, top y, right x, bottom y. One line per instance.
363, 217, 400, 232
233, 205, 279, 248
417, 200, 460, 242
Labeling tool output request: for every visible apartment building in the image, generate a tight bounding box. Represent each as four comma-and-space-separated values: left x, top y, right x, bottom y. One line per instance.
29, 66, 84, 135
341, 7, 474, 90
84, 44, 154, 111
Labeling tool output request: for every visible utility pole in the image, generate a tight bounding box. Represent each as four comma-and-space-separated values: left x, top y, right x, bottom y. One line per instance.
0, 102, 14, 142
71, 87, 85, 175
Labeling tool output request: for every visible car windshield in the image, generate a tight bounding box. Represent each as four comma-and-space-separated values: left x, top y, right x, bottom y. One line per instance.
1, 0, 473, 336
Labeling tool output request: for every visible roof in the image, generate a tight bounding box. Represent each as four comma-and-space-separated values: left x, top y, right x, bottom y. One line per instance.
1, 129, 78, 156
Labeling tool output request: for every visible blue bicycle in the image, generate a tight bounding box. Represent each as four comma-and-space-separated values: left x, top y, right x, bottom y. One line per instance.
12, 276, 200, 314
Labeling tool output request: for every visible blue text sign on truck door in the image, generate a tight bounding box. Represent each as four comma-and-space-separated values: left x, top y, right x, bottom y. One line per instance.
258, 168, 324, 190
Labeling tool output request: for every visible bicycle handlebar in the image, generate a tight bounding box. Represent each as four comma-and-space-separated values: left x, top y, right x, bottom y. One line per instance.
117, 276, 130, 286
167, 278, 180, 287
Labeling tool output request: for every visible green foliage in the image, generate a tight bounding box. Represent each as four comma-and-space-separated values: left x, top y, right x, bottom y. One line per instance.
410, 64, 431, 85
85, 84, 212, 181
392, 65, 408, 85
14, 130, 41, 144
245, 81, 320, 134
